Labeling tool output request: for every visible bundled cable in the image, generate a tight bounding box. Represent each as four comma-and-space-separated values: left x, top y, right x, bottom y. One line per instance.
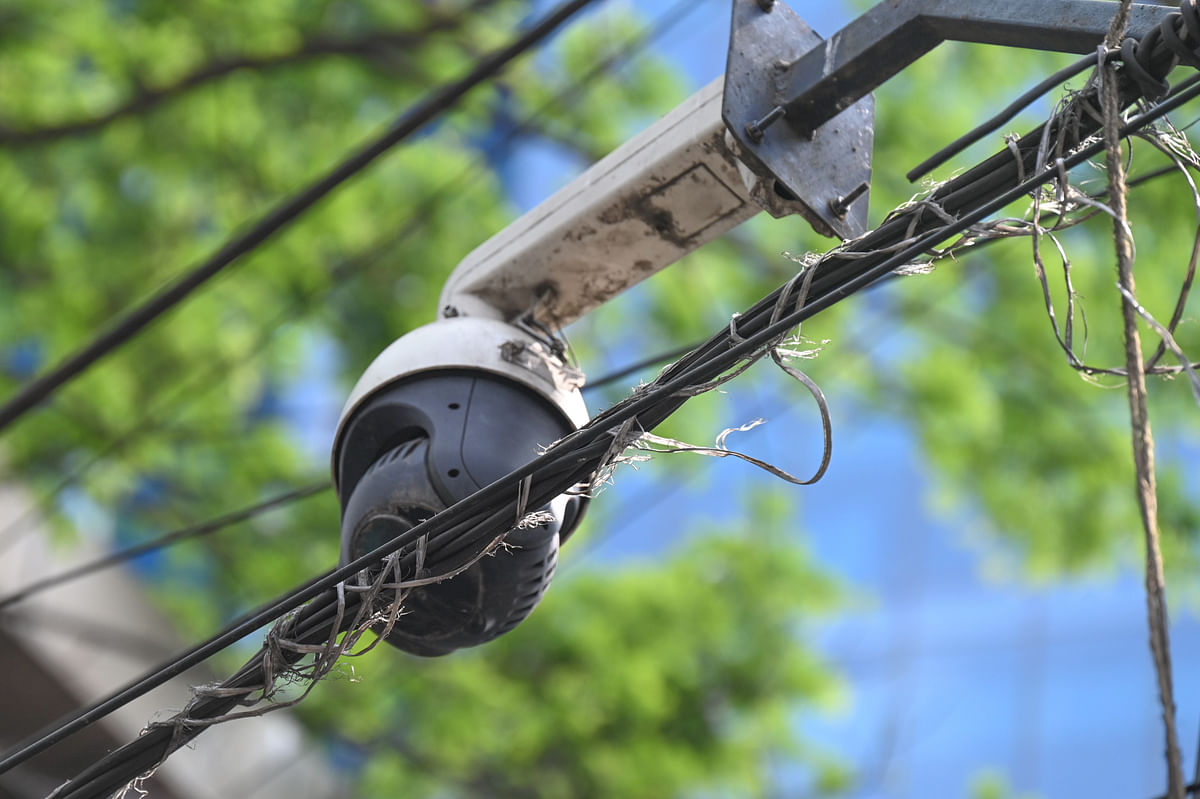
0, 0, 603, 435
910, 0, 1200, 179
12, 3, 1200, 797
0, 0, 703, 563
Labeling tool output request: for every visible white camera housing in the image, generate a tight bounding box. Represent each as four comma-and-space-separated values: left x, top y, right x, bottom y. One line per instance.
333, 316, 589, 485
331, 316, 589, 656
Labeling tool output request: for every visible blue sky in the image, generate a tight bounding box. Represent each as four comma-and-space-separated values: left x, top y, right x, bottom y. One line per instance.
269, 2, 1199, 794
505, 1, 1200, 797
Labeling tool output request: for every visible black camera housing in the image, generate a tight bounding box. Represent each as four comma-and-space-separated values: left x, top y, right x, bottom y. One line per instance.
333, 370, 585, 656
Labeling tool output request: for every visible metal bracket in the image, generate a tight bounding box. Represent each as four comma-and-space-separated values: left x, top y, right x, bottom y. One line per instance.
777, 0, 1174, 138
723, 0, 1178, 240
723, 0, 875, 240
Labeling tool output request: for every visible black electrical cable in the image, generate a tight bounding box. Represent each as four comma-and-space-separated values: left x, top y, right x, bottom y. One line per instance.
582, 343, 699, 390
0, 481, 329, 612
0, 0, 706, 623
581, 157, 1185, 393
0, 0, 705, 558
0, 340, 686, 613
906, 50, 1111, 182
0, 0, 602, 436
0, 341, 693, 619
16, 15, 1200, 792
18, 52, 1200, 796
0, 344, 702, 617
79, 72, 1200, 773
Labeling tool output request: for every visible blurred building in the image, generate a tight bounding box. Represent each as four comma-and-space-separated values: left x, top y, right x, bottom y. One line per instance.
0, 483, 344, 799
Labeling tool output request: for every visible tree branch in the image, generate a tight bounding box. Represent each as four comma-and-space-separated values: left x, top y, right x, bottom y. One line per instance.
0, 0, 500, 147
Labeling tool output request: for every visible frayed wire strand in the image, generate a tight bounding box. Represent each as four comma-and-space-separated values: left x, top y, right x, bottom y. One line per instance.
1099, 8, 1187, 797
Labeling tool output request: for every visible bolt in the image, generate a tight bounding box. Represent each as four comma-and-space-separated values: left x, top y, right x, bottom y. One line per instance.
757, 0, 774, 10
828, 181, 870, 218
743, 105, 786, 144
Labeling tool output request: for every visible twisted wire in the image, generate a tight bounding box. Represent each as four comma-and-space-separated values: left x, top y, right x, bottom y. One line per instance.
11, 4, 1200, 796
910, 0, 1200, 182
17, 53, 1200, 798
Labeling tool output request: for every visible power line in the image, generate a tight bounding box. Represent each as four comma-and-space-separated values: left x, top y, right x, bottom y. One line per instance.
0, 347, 692, 612
0, 0, 704, 643
0, 0, 704, 556
13, 87, 1198, 781
0, 0, 603, 436
583, 343, 699, 390
0, 481, 329, 612
0, 337, 700, 614
908, 49, 1107, 182
0, 341, 698, 612
11, 12, 1200, 792
15, 52, 1199, 793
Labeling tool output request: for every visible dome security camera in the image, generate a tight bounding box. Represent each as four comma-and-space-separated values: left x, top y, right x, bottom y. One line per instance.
328, 65, 858, 658
331, 316, 589, 657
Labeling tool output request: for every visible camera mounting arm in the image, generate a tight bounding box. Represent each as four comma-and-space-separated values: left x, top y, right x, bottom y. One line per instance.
334, 0, 1179, 657
438, 79, 872, 328
439, 0, 878, 329
439, 0, 1174, 330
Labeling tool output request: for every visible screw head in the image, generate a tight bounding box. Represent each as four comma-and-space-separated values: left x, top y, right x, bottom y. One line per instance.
827, 181, 870, 218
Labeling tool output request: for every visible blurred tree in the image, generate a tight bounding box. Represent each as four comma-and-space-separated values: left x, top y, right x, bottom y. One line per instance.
304, 501, 849, 798
0, 1, 851, 794
0, 0, 1197, 795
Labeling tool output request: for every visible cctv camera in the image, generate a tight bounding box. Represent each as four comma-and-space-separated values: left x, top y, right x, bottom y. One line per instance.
331, 316, 589, 657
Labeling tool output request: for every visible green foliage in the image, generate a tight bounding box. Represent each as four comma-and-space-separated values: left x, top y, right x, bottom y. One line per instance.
851, 41, 1200, 575
0, 0, 532, 535
3, 0, 1200, 795
301, 525, 846, 798
969, 769, 1039, 799
0, 1, 849, 795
